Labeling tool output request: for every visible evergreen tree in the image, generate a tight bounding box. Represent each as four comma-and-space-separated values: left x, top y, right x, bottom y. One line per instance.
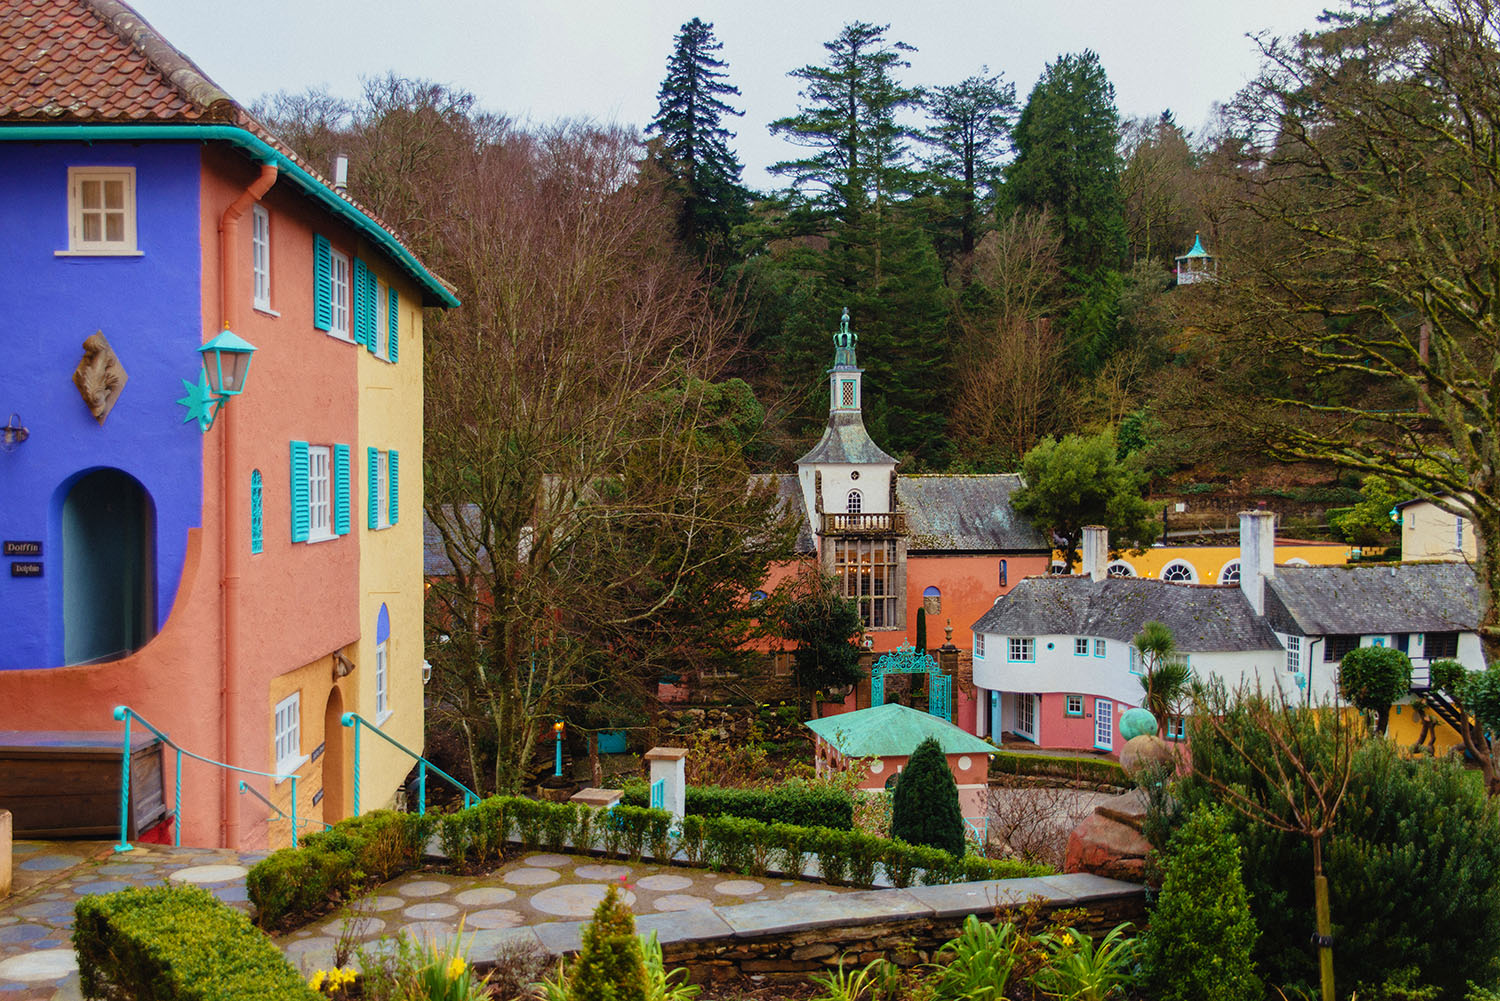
646, 18, 748, 258
921, 71, 1018, 257
567, 884, 648, 1001
1006, 50, 1126, 277
891, 735, 966, 856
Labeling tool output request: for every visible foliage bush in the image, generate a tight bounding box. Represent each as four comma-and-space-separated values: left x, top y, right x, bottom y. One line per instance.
1338, 645, 1413, 732
620, 778, 854, 829
567, 884, 648, 1001
1141, 805, 1260, 1001
989, 751, 1128, 787
74, 884, 320, 1001
891, 736, 966, 856
1182, 707, 1500, 995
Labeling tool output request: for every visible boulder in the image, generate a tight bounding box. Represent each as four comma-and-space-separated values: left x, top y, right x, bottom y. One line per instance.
1064, 810, 1151, 881
1119, 734, 1176, 779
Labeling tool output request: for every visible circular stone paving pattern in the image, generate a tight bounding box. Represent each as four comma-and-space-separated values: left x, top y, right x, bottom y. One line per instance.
0, 924, 49, 945
73, 880, 130, 896
400, 921, 457, 944
0, 948, 79, 981
366, 895, 406, 912
634, 873, 694, 892
501, 867, 560, 886
455, 887, 516, 907
168, 864, 248, 884
651, 894, 713, 912
529, 884, 637, 918
398, 880, 453, 898
524, 854, 573, 867
404, 902, 459, 920
320, 917, 388, 937
712, 879, 765, 896
573, 864, 632, 881
463, 908, 523, 929
17, 854, 78, 872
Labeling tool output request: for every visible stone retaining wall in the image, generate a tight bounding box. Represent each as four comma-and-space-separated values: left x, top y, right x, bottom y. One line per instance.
492, 872, 1145, 984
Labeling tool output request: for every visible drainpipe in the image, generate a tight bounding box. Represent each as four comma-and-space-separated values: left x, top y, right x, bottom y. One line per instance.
218, 163, 277, 847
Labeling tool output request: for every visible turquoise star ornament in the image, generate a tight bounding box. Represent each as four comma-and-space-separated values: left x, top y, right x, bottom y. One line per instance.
176, 370, 217, 432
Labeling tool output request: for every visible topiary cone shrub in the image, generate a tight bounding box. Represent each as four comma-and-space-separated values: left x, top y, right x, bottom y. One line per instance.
1142, 804, 1261, 1001
890, 735, 965, 856
566, 883, 648, 1001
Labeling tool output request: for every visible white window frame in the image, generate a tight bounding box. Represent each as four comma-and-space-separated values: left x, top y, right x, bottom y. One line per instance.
1130, 646, 1141, 675
1094, 638, 1106, 658
308, 446, 333, 541
1161, 560, 1197, 584
273, 692, 303, 777
974, 633, 985, 658
375, 640, 390, 722
330, 250, 352, 341
847, 489, 862, 514
376, 450, 390, 529
1074, 638, 1089, 656
1065, 694, 1084, 716
1457, 516, 1465, 552
375, 280, 389, 360
1008, 637, 1035, 663
63, 166, 140, 256
252, 204, 272, 312
1286, 634, 1302, 672
1094, 698, 1114, 750
1016, 694, 1037, 740
1166, 715, 1186, 741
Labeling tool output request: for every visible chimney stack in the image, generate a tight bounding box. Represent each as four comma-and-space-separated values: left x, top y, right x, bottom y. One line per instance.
333, 153, 349, 193
1239, 510, 1277, 614
1082, 525, 1108, 582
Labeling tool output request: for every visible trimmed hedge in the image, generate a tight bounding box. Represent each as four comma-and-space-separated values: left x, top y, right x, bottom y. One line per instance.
75, 884, 319, 1001
250, 795, 1049, 929
990, 750, 1128, 787
619, 779, 855, 829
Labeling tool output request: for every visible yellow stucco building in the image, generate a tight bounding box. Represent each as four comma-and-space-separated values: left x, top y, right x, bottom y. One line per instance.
1395, 498, 1477, 563
1066, 538, 1350, 584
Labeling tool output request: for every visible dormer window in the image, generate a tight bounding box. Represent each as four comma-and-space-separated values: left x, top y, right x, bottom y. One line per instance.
847, 489, 863, 514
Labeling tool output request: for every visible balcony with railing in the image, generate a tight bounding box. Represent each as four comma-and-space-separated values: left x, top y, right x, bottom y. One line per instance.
820, 511, 906, 535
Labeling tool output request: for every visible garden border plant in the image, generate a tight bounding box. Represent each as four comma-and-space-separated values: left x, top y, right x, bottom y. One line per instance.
619, 779, 855, 829
249, 796, 1050, 929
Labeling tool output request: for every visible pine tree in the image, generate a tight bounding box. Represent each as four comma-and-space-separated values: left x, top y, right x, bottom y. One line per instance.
567, 884, 648, 1001
922, 71, 1018, 257
891, 735, 966, 856
646, 18, 748, 258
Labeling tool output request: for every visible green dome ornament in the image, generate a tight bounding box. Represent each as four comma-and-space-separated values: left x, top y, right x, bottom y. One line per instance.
1119, 707, 1158, 740
832, 307, 858, 368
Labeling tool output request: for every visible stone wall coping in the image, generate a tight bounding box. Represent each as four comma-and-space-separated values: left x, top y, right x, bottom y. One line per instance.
716, 888, 932, 938
643, 747, 689, 761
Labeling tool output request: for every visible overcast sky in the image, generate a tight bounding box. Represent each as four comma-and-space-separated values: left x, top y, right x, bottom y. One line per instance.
133, 0, 1337, 191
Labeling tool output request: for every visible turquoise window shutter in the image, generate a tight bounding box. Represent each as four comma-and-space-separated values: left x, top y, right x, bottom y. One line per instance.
368, 447, 379, 530
389, 449, 399, 524
313, 236, 332, 331
250, 470, 263, 554
387, 287, 399, 363
365, 268, 380, 354
289, 441, 310, 542
333, 444, 351, 535
352, 258, 368, 347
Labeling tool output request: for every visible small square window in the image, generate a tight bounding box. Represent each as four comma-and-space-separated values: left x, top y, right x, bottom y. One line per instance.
66, 167, 138, 254
1094, 638, 1106, 658
1074, 638, 1089, 656
273, 692, 301, 774
252, 204, 271, 310
1065, 695, 1084, 716
1166, 715, 1186, 740
1008, 637, 1034, 662
330, 251, 352, 340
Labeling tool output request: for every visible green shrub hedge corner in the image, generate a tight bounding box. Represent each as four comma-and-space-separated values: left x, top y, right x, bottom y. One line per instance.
619, 778, 855, 829
75, 884, 320, 1001
989, 750, 1128, 786
250, 794, 1051, 930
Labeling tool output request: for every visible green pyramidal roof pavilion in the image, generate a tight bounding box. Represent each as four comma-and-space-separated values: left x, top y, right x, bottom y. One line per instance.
805, 703, 996, 758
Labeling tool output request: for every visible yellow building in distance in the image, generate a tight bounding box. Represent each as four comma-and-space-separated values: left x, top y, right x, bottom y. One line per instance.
1064, 538, 1351, 584
1395, 498, 1477, 563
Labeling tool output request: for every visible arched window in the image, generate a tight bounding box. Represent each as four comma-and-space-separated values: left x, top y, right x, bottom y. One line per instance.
1107, 561, 1135, 578
750, 590, 768, 603
922, 585, 941, 615
847, 489, 863, 514
375, 603, 391, 719
1161, 561, 1197, 584
999, 559, 1008, 587
1284, 558, 1311, 567
1218, 561, 1241, 585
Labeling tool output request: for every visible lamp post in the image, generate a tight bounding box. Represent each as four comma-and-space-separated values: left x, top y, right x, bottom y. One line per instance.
553, 721, 565, 779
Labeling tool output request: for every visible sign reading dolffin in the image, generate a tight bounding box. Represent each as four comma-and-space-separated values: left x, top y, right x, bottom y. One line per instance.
4, 541, 41, 557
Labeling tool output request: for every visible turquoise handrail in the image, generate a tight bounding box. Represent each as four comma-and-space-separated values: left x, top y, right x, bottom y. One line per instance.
340, 711, 478, 815
113, 705, 304, 852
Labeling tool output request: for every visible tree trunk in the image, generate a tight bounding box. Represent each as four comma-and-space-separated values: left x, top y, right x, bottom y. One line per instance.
1313, 834, 1335, 1001
589, 731, 602, 788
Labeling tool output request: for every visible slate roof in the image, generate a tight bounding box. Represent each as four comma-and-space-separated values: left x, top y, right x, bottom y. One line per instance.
795, 411, 898, 466
970, 575, 1283, 653
898, 474, 1050, 553
760, 473, 816, 555
0, 0, 232, 122
1264, 562, 1480, 636
805, 703, 996, 758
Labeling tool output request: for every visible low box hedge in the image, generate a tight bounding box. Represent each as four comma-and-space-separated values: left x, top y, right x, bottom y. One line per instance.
990, 750, 1128, 787
619, 779, 855, 829
75, 884, 319, 1001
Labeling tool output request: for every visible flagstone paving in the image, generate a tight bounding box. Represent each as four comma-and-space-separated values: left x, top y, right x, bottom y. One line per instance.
0, 840, 854, 998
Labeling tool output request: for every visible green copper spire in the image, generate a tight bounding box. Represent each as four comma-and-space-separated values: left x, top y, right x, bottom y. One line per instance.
832, 307, 858, 369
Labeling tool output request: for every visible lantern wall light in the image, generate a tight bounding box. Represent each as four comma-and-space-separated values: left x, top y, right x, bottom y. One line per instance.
177, 327, 257, 432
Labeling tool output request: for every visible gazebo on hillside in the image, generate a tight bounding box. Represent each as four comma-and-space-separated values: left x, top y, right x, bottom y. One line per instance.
805, 703, 995, 820
1175, 232, 1217, 285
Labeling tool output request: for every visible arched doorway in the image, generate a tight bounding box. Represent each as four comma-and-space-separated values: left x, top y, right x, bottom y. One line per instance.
62, 468, 155, 665
322, 685, 346, 822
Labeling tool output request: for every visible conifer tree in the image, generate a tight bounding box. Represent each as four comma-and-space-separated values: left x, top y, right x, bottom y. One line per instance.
922, 71, 1018, 256
891, 735, 966, 856
647, 18, 748, 258
567, 884, 648, 1001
